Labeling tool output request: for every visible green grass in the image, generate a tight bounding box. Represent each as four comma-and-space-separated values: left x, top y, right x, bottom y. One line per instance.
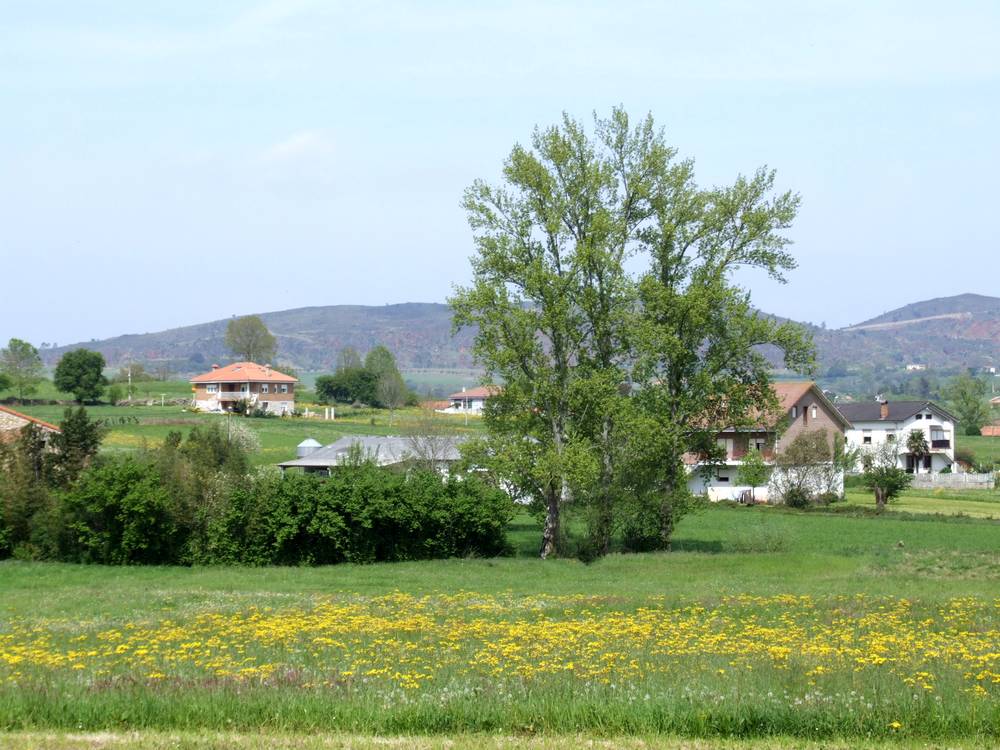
844, 488, 1000, 519
13, 402, 483, 466
0, 506, 998, 740
958, 435, 1000, 466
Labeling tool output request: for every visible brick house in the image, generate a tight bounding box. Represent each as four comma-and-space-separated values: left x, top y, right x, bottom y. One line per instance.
190, 362, 297, 415
0, 405, 61, 443
686, 381, 851, 502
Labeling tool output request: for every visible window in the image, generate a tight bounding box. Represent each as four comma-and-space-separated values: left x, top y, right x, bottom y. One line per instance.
206, 384, 217, 393
716, 474, 730, 482
925, 413, 932, 419
811, 405, 818, 419
914, 414, 922, 420
240, 384, 249, 394
791, 406, 798, 418
863, 430, 872, 445
280, 384, 288, 393
886, 431, 896, 442
261, 384, 269, 394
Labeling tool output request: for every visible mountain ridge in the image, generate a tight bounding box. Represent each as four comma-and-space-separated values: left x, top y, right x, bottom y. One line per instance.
40, 294, 1000, 374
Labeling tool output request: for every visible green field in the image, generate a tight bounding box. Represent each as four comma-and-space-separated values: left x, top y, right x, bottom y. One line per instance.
12, 401, 483, 466
1, 505, 998, 746
958, 434, 1000, 466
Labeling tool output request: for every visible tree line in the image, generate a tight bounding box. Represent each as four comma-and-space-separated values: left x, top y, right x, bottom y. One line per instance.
314, 345, 417, 421
0, 410, 512, 564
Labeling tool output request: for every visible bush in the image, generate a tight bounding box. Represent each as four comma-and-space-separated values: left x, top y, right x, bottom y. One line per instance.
782, 486, 813, 509
62, 456, 181, 564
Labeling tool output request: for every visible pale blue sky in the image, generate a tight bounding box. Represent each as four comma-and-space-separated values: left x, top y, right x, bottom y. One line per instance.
1, 1, 998, 346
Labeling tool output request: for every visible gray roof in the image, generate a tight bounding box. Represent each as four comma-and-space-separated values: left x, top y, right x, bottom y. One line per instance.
835, 400, 956, 424
278, 435, 465, 468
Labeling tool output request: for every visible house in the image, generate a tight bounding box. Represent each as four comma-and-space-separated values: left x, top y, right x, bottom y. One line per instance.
0, 405, 61, 443
981, 421, 1000, 438
686, 381, 851, 502
436, 386, 499, 416
190, 362, 297, 415
836, 399, 956, 473
278, 435, 465, 475
905, 363, 927, 372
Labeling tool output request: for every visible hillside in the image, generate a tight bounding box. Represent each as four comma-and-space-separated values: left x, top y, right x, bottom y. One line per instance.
42, 303, 478, 373
41, 294, 1000, 376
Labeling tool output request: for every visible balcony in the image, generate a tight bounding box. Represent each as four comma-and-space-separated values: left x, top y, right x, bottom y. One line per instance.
931, 439, 951, 450
215, 391, 253, 401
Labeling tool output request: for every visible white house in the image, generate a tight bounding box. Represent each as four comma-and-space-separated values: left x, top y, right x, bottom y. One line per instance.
435, 386, 499, 416
836, 399, 956, 473
685, 381, 851, 502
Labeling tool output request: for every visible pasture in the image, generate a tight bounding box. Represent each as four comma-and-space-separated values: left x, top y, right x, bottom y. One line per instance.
1, 504, 998, 747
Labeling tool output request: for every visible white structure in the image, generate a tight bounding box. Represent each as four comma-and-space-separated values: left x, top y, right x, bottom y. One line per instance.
905, 363, 927, 372
837, 399, 956, 473
436, 386, 498, 416
685, 382, 851, 503
278, 435, 465, 475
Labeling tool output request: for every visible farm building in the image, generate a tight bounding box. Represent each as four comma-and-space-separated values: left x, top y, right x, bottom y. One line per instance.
278, 435, 466, 475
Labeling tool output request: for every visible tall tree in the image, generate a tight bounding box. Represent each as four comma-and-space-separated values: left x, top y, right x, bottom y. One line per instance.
53, 349, 107, 404
364, 345, 399, 381
47, 407, 106, 486
451, 108, 813, 558
0, 338, 44, 403
335, 347, 363, 373
944, 373, 991, 436
376, 372, 408, 425
225, 316, 277, 363
862, 441, 912, 513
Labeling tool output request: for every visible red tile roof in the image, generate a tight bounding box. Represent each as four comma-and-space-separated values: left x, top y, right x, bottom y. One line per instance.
448, 385, 500, 400
190, 362, 297, 384
0, 405, 61, 434
981, 425, 1000, 437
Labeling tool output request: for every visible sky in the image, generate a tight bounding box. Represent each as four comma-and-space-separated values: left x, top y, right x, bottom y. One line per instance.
1, 1, 998, 346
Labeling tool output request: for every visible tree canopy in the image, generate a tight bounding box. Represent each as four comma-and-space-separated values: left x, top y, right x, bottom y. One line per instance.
225, 316, 277, 363
944, 374, 992, 436
451, 107, 814, 558
53, 349, 107, 404
0, 338, 44, 403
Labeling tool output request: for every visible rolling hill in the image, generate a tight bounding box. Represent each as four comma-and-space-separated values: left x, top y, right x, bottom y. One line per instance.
40, 294, 1000, 376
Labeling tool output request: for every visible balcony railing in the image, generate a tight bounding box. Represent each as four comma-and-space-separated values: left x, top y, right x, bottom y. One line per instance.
214, 391, 253, 401
931, 439, 951, 450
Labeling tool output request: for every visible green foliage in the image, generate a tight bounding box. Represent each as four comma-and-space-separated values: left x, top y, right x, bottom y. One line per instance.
1, 338, 44, 403
53, 349, 107, 403
736, 448, 772, 502
861, 441, 913, 512
363, 345, 398, 381
315, 368, 377, 405
61, 456, 180, 564
451, 107, 814, 559
208, 467, 514, 566
944, 373, 992, 434
906, 428, 930, 471
224, 315, 277, 363
47, 407, 106, 487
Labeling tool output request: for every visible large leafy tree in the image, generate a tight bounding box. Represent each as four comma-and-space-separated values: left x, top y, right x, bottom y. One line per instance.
944, 373, 991, 436
862, 441, 912, 513
1, 338, 44, 403
53, 349, 107, 404
335, 347, 363, 373
224, 315, 277, 363
364, 345, 400, 381
451, 108, 814, 558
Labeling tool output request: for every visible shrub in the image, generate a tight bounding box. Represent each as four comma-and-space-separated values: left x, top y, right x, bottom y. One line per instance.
62, 457, 181, 564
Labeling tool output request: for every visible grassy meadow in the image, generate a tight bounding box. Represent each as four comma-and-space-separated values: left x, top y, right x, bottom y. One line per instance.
1, 503, 999, 745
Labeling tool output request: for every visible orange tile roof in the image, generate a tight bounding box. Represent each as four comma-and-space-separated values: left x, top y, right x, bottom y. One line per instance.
0, 405, 61, 434
448, 385, 500, 400
981, 425, 1000, 437
190, 362, 297, 384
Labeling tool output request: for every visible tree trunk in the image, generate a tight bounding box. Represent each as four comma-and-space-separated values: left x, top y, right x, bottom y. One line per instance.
875, 487, 886, 513
594, 417, 615, 555
539, 485, 561, 559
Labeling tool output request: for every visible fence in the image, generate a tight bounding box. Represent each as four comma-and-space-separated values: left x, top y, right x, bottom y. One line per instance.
909, 472, 997, 490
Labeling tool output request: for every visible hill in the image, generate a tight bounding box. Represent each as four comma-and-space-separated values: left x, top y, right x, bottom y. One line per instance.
40, 294, 1000, 376
41, 303, 478, 373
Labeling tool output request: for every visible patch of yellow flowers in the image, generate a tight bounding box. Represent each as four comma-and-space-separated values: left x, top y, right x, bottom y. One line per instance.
1, 593, 997, 698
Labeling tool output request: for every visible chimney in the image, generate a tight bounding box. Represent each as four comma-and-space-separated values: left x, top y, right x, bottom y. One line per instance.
879, 399, 889, 420
211, 364, 220, 370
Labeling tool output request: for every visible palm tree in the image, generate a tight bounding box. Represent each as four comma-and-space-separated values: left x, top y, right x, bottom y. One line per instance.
906, 429, 930, 474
